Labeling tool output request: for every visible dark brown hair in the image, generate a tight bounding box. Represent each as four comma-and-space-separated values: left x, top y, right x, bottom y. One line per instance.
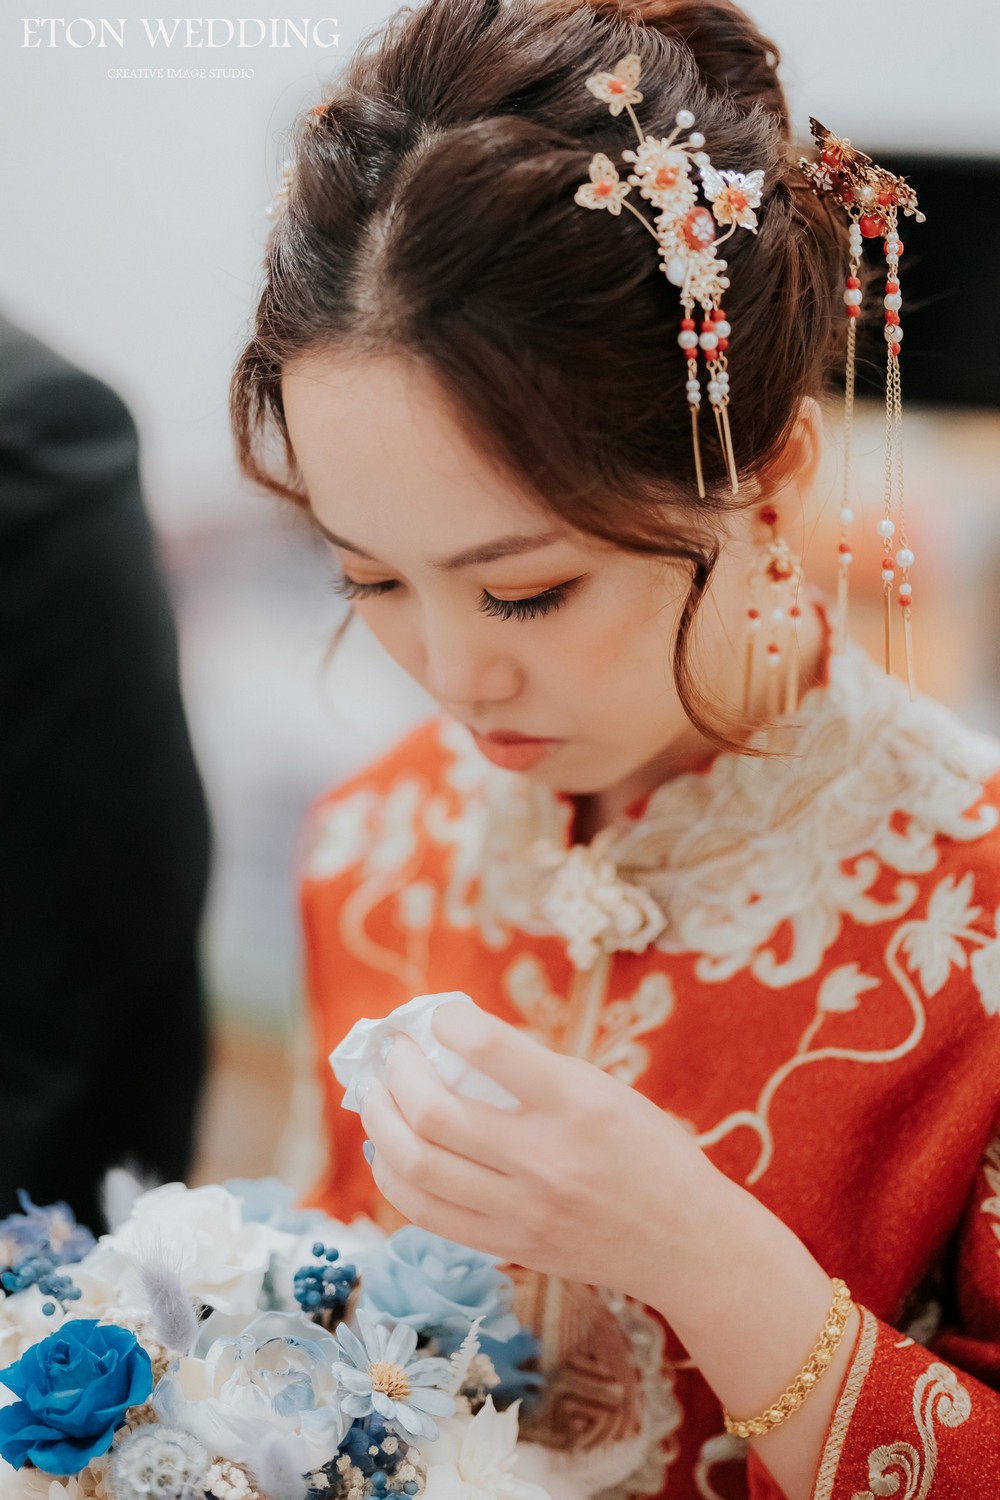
230, 0, 848, 748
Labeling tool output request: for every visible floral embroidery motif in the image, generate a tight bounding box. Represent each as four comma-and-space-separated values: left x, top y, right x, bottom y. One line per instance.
980, 1135, 1000, 1258
853, 1361, 971, 1500
503, 953, 675, 1082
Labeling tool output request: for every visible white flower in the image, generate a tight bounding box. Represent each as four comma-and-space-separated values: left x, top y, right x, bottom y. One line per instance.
583, 54, 643, 116
971, 931, 1000, 1016
621, 139, 696, 215
331, 1308, 455, 1441
108, 1425, 210, 1500
80, 1183, 280, 1317
421, 1398, 553, 1500
152, 1310, 350, 1474
901, 872, 980, 997
817, 963, 881, 1013
535, 831, 667, 971
574, 155, 631, 217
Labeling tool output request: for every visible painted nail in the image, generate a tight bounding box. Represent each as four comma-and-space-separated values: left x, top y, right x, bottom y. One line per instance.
379, 1032, 397, 1063
362, 1139, 375, 1165
355, 1079, 371, 1105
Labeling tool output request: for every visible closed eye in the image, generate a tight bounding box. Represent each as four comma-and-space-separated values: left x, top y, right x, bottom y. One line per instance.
330, 574, 582, 621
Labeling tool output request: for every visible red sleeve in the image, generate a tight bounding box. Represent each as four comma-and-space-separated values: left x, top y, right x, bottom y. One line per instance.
744, 1111, 1000, 1498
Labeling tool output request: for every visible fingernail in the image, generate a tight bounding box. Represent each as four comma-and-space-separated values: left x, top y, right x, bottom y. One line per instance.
379, 1033, 397, 1063
362, 1139, 375, 1165
355, 1079, 371, 1106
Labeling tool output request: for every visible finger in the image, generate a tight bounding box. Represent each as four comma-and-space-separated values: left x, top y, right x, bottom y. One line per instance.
368, 1149, 509, 1259
382, 1035, 522, 1173
361, 1076, 515, 1218
430, 999, 566, 1111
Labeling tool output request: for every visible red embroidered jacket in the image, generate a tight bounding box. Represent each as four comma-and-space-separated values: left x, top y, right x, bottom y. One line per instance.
299, 640, 1000, 1499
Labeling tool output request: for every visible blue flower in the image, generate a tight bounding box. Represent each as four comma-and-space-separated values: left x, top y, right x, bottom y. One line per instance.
0, 1319, 153, 1475
0, 1192, 95, 1270
331, 1308, 455, 1441
358, 1228, 520, 1342
223, 1178, 333, 1236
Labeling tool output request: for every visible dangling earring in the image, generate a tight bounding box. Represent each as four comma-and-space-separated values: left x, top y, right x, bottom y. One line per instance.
743, 504, 804, 719
798, 120, 923, 695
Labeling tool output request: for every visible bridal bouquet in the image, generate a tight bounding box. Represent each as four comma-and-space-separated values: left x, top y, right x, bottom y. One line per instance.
0, 1178, 568, 1500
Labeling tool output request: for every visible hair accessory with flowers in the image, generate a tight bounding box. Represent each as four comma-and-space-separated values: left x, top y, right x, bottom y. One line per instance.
574, 53, 766, 499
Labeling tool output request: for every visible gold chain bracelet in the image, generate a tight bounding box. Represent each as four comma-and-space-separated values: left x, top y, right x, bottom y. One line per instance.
722, 1278, 854, 1440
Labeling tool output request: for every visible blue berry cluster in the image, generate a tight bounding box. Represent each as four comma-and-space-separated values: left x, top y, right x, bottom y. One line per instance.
0, 1244, 83, 1317
306, 1415, 421, 1499
293, 1242, 360, 1323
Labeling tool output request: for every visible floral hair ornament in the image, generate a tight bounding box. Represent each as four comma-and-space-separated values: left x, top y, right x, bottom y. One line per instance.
574, 53, 765, 499
799, 120, 924, 695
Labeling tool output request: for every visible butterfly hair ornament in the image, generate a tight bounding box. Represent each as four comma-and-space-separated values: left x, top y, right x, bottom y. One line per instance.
574, 53, 765, 499
798, 120, 924, 694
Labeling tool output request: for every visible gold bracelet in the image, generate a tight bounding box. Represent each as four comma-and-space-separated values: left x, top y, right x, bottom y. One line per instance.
722, 1278, 854, 1440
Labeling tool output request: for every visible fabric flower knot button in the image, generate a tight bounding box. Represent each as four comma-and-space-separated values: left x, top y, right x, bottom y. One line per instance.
532, 829, 668, 971
0, 1319, 153, 1476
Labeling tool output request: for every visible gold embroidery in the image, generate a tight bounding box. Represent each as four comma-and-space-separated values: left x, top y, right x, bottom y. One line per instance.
812, 1305, 877, 1500
851, 1359, 971, 1500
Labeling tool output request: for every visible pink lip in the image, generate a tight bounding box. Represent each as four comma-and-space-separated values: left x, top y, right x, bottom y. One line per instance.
470, 730, 562, 771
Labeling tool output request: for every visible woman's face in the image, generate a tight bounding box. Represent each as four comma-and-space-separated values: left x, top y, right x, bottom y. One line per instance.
281, 351, 792, 803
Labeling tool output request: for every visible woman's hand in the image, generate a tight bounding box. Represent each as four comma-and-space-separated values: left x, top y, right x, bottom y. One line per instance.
356, 997, 716, 1304
357, 997, 863, 1500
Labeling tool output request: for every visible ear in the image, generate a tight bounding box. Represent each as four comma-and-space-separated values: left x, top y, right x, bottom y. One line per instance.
759, 395, 824, 501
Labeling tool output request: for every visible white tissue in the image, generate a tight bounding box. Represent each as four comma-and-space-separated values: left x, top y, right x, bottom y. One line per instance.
330, 991, 522, 1113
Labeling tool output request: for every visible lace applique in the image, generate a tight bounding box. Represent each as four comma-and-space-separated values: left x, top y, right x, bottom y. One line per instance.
434, 642, 1000, 979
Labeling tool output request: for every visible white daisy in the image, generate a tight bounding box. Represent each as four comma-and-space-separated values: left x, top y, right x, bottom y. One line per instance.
331, 1309, 456, 1441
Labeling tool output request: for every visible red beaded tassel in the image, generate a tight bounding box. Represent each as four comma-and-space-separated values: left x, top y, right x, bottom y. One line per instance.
798, 122, 923, 693
743, 505, 804, 718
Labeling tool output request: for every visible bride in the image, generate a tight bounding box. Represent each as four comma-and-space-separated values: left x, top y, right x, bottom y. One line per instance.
229, 0, 1000, 1495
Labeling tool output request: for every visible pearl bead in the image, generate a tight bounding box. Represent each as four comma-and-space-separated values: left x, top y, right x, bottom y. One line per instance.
688, 131, 706, 148
884, 323, 904, 342
839, 551, 853, 566
876, 518, 896, 538
693, 151, 710, 167
860, 185, 876, 202
884, 292, 902, 310
882, 569, 895, 583
843, 288, 863, 306
675, 109, 696, 129
699, 331, 719, 349
678, 330, 698, 349
896, 547, 915, 568
772, 607, 785, 623
687, 391, 701, 405
714, 319, 732, 338
665, 256, 687, 286
840, 507, 854, 525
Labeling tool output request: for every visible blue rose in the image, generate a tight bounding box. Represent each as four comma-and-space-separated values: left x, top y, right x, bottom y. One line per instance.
358, 1227, 520, 1341
0, 1319, 153, 1475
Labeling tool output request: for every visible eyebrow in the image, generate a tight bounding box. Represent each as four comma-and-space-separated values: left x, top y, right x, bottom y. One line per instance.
310, 517, 569, 572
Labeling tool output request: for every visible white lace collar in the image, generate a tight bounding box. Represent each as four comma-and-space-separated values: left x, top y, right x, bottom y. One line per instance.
435, 640, 1000, 978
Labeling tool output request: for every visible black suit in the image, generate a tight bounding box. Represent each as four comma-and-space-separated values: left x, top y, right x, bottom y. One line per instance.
0, 314, 211, 1233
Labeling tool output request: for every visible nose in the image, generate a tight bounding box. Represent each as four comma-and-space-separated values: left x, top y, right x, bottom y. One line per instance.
419, 608, 521, 709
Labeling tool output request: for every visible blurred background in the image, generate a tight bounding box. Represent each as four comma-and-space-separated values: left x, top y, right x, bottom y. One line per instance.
1, 0, 998, 1208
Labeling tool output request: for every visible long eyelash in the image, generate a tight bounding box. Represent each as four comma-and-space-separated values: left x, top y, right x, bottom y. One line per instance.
478, 582, 576, 621
330, 576, 398, 600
